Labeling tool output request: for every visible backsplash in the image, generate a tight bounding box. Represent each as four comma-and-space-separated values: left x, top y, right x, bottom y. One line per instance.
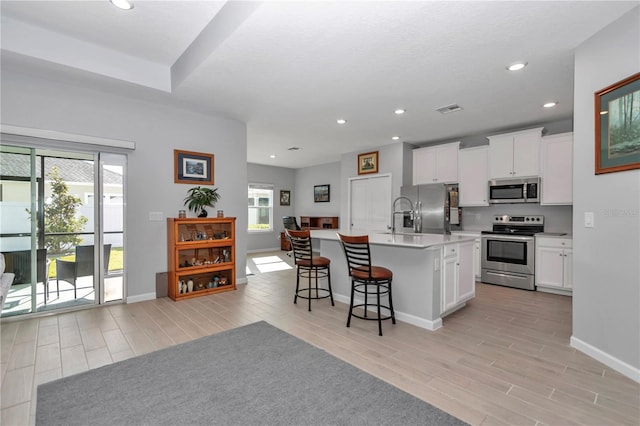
461, 204, 573, 234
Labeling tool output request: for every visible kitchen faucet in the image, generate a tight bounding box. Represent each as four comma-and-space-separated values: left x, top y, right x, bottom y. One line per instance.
391, 196, 415, 235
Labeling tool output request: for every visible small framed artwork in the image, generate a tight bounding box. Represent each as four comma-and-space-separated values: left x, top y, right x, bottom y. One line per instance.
314, 184, 330, 202
357, 151, 379, 175
280, 190, 291, 206
595, 72, 640, 174
174, 149, 214, 184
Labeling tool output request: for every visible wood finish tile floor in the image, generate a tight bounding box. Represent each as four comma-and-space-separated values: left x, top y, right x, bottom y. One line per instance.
2, 252, 639, 425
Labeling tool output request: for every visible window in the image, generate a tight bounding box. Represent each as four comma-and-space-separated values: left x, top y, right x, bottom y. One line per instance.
248, 184, 273, 231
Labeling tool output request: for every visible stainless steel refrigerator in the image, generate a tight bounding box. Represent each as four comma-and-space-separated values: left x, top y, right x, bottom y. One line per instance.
397, 184, 461, 234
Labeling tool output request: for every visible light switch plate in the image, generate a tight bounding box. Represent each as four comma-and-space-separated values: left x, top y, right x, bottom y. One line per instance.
149, 211, 163, 221
584, 212, 594, 228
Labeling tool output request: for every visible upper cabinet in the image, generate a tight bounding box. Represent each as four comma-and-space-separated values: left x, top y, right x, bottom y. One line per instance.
540, 132, 573, 205
458, 146, 489, 206
487, 127, 543, 179
413, 141, 460, 185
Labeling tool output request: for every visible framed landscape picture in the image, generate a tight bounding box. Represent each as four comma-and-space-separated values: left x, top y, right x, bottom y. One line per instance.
358, 151, 379, 175
595, 72, 640, 174
174, 150, 214, 185
314, 185, 330, 202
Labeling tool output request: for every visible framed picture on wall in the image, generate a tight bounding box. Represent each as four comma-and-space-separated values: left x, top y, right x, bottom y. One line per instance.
595, 72, 640, 174
314, 184, 330, 202
357, 151, 379, 175
280, 190, 291, 206
174, 149, 214, 185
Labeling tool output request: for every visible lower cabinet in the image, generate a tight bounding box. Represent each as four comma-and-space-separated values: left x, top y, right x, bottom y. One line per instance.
535, 236, 572, 295
450, 232, 481, 279
441, 240, 475, 315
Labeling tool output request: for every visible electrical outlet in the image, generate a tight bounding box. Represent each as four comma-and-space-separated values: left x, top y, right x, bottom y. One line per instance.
584, 212, 594, 228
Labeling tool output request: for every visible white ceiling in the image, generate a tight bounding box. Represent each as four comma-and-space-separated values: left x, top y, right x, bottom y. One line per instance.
1, 1, 637, 168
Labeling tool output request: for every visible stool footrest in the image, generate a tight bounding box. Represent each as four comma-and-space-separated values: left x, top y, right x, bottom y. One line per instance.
295, 288, 333, 300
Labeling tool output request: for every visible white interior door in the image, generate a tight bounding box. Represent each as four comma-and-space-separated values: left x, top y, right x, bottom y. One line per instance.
349, 174, 391, 231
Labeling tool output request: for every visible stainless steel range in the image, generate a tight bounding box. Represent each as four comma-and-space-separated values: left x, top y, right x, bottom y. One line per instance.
481, 215, 544, 290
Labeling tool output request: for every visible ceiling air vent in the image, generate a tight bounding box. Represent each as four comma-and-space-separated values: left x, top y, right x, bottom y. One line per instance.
435, 104, 463, 114
288, 147, 300, 151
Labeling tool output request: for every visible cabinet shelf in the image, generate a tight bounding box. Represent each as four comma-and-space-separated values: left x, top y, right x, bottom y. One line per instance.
167, 217, 236, 301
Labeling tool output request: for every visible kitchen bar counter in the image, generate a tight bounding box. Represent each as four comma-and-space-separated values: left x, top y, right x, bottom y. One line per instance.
311, 229, 476, 248
311, 229, 476, 331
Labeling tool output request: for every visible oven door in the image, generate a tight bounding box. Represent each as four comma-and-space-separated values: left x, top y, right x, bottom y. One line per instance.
481, 234, 534, 275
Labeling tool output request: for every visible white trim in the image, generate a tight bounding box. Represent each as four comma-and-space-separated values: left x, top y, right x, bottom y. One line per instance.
1, 124, 135, 150
236, 277, 248, 285
570, 335, 640, 383
247, 247, 281, 254
126, 292, 156, 304
332, 293, 443, 331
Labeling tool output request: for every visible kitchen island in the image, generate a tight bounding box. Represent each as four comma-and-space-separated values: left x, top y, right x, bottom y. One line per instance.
311, 229, 476, 331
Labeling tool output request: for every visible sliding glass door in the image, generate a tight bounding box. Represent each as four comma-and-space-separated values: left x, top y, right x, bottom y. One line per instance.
0, 145, 125, 317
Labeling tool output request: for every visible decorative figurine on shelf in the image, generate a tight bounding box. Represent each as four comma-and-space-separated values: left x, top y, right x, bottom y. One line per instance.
219, 277, 228, 286
207, 280, 214, 289
213, 276, 220, 287
178, 280, 185, 294
196, 282, 205, 291
183, 186, 221, 218
187, 278, 194, 293
181, 281, 187, 294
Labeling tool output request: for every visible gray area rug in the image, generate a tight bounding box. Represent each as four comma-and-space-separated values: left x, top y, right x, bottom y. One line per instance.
37, 321, 467, 425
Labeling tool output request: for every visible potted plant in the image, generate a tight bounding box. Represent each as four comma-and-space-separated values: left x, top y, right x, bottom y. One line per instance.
184, 186, 221, 217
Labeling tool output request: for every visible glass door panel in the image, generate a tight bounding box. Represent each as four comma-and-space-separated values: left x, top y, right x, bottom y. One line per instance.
0, 143, 124, 317
101, 153, 125, 303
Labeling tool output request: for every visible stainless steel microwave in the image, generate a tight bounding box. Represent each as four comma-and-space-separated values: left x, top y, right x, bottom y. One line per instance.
488, 177, 540, 204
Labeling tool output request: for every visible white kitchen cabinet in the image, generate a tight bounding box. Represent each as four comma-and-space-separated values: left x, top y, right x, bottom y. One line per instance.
413, 141, 460, 185
441, 240, 475, 314
450, 231, 481, 278
540, 132, 573, 205
535, 236, 572, 295
458, 146, 489, 206
488, 127, 543, 179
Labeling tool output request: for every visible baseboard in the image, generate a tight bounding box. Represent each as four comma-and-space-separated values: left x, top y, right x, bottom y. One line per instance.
236, 278, 248, 285
247, 247, 281, 254
570, 335, 640, 383
127, 292, 156, 304
333, 294, 443, 331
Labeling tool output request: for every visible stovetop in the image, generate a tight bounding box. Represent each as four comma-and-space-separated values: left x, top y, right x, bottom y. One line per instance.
481, 214, 544, 236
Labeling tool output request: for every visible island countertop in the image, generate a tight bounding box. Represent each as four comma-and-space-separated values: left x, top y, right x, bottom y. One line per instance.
310, 228, 476, 249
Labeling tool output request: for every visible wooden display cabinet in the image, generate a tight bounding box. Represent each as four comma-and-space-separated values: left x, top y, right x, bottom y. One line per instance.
167, 217, 236, 301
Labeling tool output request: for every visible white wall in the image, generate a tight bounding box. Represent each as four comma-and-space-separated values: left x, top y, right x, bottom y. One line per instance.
572, 7, 640, 379
1, 70, 248, 301
295, 162, 341, 219
247, 163, 296, 252
340, 142, 406, 228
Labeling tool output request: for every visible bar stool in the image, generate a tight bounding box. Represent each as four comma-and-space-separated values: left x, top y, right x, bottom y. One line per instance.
337, 233, 395, 336
285, 229, 334, 311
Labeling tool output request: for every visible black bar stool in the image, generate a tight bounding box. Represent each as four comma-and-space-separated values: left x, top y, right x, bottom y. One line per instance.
337, 233, 395, 336
285, 229, 334, 311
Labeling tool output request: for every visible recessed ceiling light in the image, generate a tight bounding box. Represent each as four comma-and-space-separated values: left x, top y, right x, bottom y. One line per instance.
392, 136, 400, 140
336, 119, 347, 124
543, 102, 558, 108
269, 154, 276, 159
507, 62, 527, 71
394, 109, 406, 115
110, 0, 134, 10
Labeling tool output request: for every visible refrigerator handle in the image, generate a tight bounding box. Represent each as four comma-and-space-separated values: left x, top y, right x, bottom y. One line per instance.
414, 201, 422, 233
